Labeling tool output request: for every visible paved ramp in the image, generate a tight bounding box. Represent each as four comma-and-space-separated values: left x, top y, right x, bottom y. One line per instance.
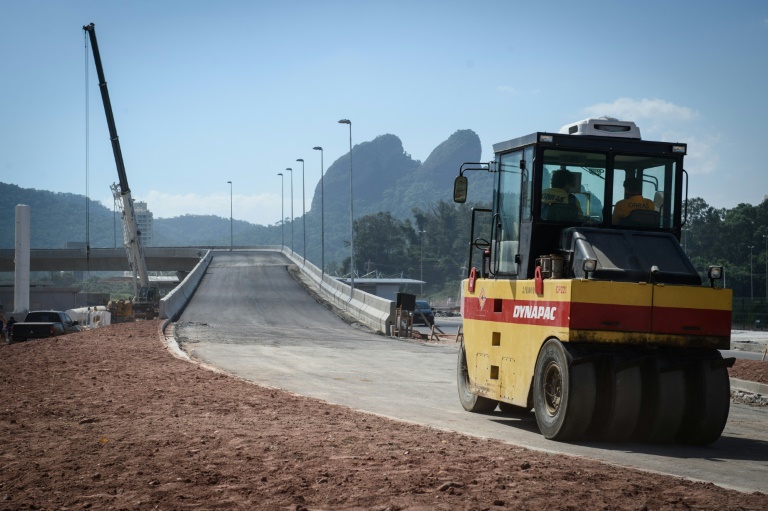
176, 251, 455, 410
179, 251, 357, 341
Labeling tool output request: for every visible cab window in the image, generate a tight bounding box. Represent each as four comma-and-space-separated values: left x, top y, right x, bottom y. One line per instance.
494, 150, 523, 274
541, 149, 607, 224
612, 155, 677, 228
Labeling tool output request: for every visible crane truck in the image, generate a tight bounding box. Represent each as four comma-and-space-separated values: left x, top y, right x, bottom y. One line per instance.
83, 23, 159, 319
454, 118, 733, 444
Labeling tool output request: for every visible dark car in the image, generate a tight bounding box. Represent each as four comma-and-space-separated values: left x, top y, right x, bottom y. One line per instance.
412, 300, 435, 326
10, 310, 80, 343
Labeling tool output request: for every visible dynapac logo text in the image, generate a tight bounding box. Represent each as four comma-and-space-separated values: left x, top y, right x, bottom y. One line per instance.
513, 305, 557, 321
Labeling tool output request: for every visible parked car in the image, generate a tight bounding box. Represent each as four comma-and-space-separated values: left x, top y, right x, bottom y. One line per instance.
412, 300, 435, 326
10, 310, 80, 343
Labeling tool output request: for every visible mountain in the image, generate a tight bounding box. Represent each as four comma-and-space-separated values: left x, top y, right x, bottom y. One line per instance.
1, 129, 488, 269
309, 129, 487, 222
0, 184, 116, 249
301, 129, 486, 266
391, 129, 491, 215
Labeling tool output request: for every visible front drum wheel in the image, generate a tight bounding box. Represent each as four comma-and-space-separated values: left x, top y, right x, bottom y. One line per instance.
457, 343, 497, 413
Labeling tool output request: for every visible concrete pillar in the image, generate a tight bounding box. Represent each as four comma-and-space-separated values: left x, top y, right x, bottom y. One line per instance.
14, 204, 30, 317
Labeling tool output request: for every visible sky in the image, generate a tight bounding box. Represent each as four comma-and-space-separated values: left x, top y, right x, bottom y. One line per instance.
2, 1, 767, 227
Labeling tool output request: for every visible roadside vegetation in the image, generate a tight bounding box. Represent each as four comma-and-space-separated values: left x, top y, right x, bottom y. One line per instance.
344, 197, 768, 306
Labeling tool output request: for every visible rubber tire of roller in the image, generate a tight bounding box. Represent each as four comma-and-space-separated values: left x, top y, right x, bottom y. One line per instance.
457, 343, 498, 413
533, 339, 596, 441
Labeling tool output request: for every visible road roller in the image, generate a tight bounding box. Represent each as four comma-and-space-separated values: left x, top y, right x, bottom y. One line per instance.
453, 117, 732, 443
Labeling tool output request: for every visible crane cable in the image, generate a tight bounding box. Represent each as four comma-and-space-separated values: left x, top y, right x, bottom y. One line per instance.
84, 31, 91, 276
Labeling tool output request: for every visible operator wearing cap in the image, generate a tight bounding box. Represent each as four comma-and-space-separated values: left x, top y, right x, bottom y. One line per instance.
612, 177, 655, 225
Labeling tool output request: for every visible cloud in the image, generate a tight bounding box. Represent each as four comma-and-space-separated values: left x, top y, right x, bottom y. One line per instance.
580, 98, 720, 176
582, 98, 697, 123
496, 85, 518, 95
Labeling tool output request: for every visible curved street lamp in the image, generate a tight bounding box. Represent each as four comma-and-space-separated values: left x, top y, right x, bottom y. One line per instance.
277, 173, 284, 248
286, 167, 294, 253
313, 146, 324, 279
749, 245, 755, 299
338, 119, 354, 294
296, 158, 306, 264
227, 180, 233, 251
764, 234, 768, 300
420, 229, 427, 296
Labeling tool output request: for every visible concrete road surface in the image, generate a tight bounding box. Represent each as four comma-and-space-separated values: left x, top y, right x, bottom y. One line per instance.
176, 251, 768, 493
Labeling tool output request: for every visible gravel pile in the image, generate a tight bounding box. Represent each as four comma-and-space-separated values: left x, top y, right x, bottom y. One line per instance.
731, 390, 768, 406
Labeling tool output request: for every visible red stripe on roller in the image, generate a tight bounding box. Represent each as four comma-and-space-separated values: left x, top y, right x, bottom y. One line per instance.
652, 307, 732, 337
463, 295, 731, 337
570, 302, 651, 332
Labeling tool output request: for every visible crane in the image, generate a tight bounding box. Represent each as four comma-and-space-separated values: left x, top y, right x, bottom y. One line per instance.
83, 23, 158, 319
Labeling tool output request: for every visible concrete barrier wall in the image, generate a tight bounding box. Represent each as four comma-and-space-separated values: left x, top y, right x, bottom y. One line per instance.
280, 248, 395, 335
159, 250, 213, 320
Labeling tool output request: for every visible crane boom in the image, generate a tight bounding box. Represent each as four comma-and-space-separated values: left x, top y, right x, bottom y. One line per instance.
83, 23, 150, 290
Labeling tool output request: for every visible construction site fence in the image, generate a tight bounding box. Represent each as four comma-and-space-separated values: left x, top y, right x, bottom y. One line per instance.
732, 297, 768, 330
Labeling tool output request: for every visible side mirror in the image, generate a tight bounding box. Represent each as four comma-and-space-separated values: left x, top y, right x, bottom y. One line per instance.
453, 175, 468, 203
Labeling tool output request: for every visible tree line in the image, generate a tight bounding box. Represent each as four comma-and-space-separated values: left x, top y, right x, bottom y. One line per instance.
332, 200, 484, 300
685, 197, 768, 300
346, 196, 768, 301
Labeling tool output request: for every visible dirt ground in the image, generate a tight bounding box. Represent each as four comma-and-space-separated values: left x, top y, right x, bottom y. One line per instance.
1, 322, 767, 511
729, 357, 768, 384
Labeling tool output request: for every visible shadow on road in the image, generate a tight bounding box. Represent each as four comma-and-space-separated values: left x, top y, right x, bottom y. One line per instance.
609, 435, 768, 463
489, 411, 541, 435
486, 412, 768, 462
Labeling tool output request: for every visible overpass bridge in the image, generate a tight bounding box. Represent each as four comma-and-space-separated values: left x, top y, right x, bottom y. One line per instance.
1, 246, 396, 336
0, 246, 277, 314
0, 247, 211, 273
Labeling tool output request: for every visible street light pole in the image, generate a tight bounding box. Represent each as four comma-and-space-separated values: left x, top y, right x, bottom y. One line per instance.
764, 235, 768, 299
338, 119, 354, 294
749, 245, 755, 299
296, 158, 306, 264
313, 146, 325, 279
420, 229, 426, 296
286, 167, 294, 254
277, 173, 284, 248
227, 180, 233, 251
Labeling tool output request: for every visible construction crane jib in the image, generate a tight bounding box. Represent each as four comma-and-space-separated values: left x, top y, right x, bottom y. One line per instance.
83, 23, 150, 295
